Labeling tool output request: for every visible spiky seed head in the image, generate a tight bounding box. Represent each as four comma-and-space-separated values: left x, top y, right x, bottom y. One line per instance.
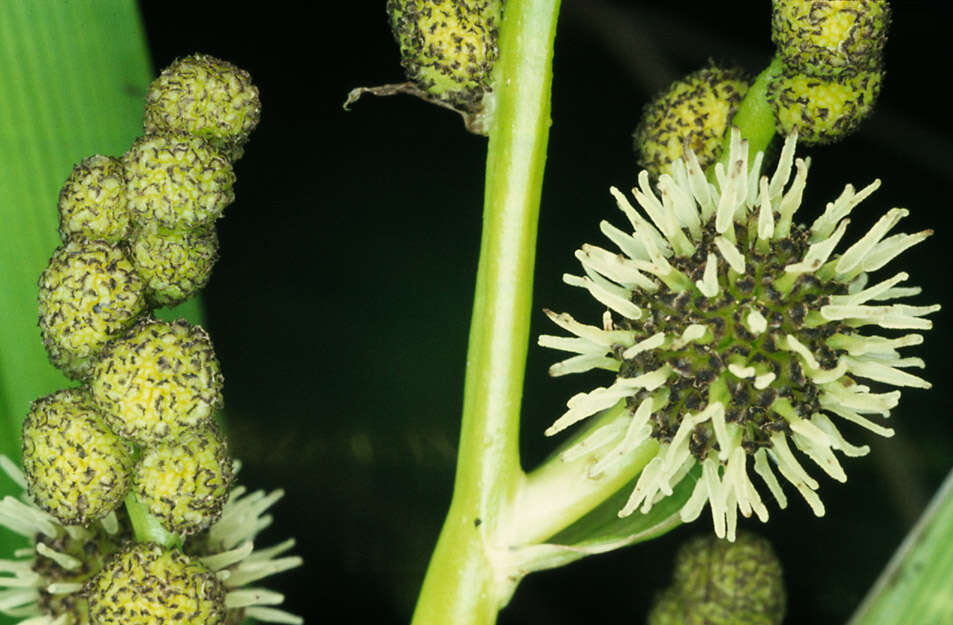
144, 53, 261, 162
772, 0, 891, 78
86, 543, 226, 625
129, 223, 219, 307
122, 133, 235, 230
387, 0, 503, 113
634, 65, 749, 179
57, 155, 131, 244
21, 389, 135, 526
37, 240, 146, 379
541, 130, 939, 541
134, 422, 233, 536
91, 318, 224, 446
768, 69, 881, 146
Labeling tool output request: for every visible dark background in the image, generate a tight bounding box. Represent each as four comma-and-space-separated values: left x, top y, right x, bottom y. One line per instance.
138, 1, 952, 623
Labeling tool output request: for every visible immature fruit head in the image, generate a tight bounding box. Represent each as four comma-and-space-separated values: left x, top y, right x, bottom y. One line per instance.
91, 318, 224, 445
130, 224, 219, 307
134, 422, 233, 535
86, 543, 226, 625
123, 133, 235, 230
57, 155, 130, 243
634, 65, 749, 179
22, 389, 135, 526
772, 0, 891, 78
38, 240, 146, 379
387, 0, 502, 112
144, 53, 261, 161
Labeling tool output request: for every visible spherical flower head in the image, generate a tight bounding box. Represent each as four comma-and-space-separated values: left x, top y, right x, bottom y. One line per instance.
634, 65, 749, 180
144, 54, 261, 162
21, 389, 135, 526
38, 239, 146, 379
85, 542, 226, 625
122, 133, 235, 230
772, 0, 891, 78
134, 422, 233, 536
130, 223, 219, 307
91, 318, 224, 446
541, 129, 939, 541
387, 0, 503, 113
768, 69, 881, 146
649, 532, 785, 625
57, 154, 131, 244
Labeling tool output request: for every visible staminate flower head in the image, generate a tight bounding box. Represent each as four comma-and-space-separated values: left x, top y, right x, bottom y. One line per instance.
85, 542, 227, 625
634, 65, 749, 180
144, 54, 261, 162
129, 223, 219, 307
768, 69, 881, 146
91, 318, 224, 446
772, 0, 891, 78
134, 422, 233, 536
122, 133, 235, 230
37, 240, 146, 379
540, 129, 939, 541
387, 0, 503, 113
21, 389, 135, 527
57, 155, 130, 244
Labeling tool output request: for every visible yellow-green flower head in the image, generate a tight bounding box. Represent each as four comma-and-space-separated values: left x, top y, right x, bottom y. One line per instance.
21, 389, 135, 526
134, 422, 233, 536
768, 69, 881, 146
37, 239, 146, 380
634, 65, 749, 180
91, 318, 224, 446
387, 0, 503, 112
649, 532, 785, 625
57, 155, 131, 244
130, 223, 219, 307
772, 0, 891, 78
85, 543, 226, 625
122, 133, 235, 230
541, 130, 939, 541
144, 54, 261, 162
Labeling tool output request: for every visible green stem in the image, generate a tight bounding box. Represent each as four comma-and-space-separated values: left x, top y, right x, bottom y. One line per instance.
124, 492, 179, 549
410, 1, 561, 623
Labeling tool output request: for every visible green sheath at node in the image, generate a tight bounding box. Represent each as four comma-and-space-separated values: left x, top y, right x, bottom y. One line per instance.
129, 224, 219, 307
57, 155, 130, 244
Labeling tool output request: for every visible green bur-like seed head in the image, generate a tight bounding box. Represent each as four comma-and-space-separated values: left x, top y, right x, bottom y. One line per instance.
772, 0, 891, 78
86, 543, 226, 625
768, 69, 881, 146
387, 0, 502, 112
542, 130, 939, 541
144, 53, 261, 162
634, 65, 749, 179
91, 318, 224, 446
57, 155, 131, 244
649, 532, 785, 625
38, 240, 146, 379
130, 224, 219, 307
22, 389, 135, 526
134, 422, 233, 536
123, 133, 235, 230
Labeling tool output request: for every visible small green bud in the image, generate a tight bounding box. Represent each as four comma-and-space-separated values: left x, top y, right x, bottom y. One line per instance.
772, 0, 891, 78
38, 239, 146, 379
634, 65, 749, 179
21, 389, 135, 526
57, 155, 131, 244
129, 223, 219, 307
768, 68, 881, 145
122, 133, 235, 230
134, 422, 233, 536
91, 318, 224, 446
144, 53, 261, 162
86, 543, 226, 625
387, 0, 502, 113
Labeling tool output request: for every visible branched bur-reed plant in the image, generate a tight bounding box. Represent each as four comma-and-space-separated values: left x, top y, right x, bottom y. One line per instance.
347, 1, 948, 624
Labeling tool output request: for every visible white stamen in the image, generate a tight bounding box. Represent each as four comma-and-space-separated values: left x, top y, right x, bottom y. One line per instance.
590, 398, 654, 475
728, 363, 755, 379
789, 419, 847, 482
561, 420, 627, 462
714, 235, 746, 273
563, 273, 642, 320
548, 353, 620, 377
621, 332, 666, 359
783, 334, 820, 370
784, 218, 848, 274
809, 179, 880, 240
633, 171, 695, 256
703, 457, 728, 539
767, 131, 798, 201
757, 177, 775, 241
695, 252, 719, 298
0, 456, 26, 490
34, 543, 81, 571
754, 372, 776, 390
774, 157, 810, 238
828, 272, 909, 306
619, 456, 666, 517
753, 448, 788, 509
659, 166, 703, 239
679, 476, 710, 523
547, 384, 636, 436
576, 244, 658, 291
820, 303, 940, 330
225, 588, 285, 609
224, 556, 304, 588
811, 413, 869, 457
600, 220, 649, 262
820, 399, 895, 438
844, 356, 932, 389
861, 230, 933, 273
745, 309, 768, 335
543, 310, 634, 347
835, 208, 908, 276
244, 606, 304, 625
609, 186, 670, 255
683, 146, 717, 221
